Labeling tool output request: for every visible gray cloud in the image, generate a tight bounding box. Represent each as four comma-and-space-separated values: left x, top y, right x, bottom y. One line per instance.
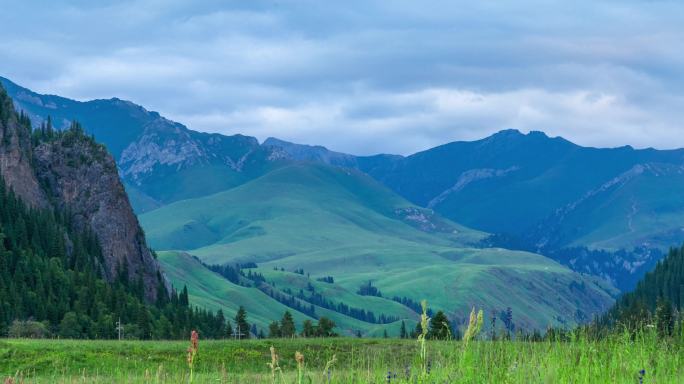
1, 0, 683, 155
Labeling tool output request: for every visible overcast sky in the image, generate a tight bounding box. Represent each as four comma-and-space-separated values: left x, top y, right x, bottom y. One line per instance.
1, 0, 682, 155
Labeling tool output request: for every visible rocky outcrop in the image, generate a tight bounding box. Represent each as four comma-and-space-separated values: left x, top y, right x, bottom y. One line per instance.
263, 137, 359, 168
0, 83, 163, 301
427, 166, 520, 209
119, 116, 267, 185
0, 89, 47, 208
32, 131, 162, 301
118, 119, 207, 183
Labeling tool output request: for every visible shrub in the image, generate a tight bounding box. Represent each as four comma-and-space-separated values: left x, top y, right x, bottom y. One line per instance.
7, 320, 50, 338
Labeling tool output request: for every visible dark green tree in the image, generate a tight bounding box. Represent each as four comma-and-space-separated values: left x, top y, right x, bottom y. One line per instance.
59, 312, 81, 339
301, 319, 315, 337
400, 321, 407, 339
280, 311, 296, 338
316, 317, 337, 337
234, 306, 249, 339
268, 321, 281, 338
428, 311, 452, 340
226, 321, 233, 339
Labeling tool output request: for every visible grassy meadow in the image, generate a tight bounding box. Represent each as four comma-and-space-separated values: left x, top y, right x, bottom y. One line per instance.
1, 332, 682, 383
142, 164, 618, 333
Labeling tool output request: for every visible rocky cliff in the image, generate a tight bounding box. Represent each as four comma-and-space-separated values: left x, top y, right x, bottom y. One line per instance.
0, 88, 46, 208
0, 84, 163, 302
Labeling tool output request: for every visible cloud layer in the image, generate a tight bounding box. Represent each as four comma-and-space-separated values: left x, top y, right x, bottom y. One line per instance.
1, 0, 683, 155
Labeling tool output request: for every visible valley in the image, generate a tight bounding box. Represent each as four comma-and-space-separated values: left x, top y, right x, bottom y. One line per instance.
2, 76, 682, 336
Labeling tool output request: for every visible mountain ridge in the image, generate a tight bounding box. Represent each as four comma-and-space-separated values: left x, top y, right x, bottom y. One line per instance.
4, 75, 684, 291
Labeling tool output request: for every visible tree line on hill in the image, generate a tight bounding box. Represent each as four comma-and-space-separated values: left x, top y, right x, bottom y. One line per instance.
267, 311, 337, 338
206, 261, 404, 325
482, 233, 664, 291
595, 244, 684, 338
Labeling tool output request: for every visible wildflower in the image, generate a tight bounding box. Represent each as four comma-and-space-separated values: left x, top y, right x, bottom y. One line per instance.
387, 370, 392, 383
638, 369, 646, 384
187, 330, 199, 383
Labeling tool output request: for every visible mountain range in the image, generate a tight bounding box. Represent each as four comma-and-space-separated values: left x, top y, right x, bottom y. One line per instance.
5, 75, 683, 335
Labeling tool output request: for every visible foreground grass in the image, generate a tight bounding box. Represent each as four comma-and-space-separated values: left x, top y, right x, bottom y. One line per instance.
1, 335, 682, 383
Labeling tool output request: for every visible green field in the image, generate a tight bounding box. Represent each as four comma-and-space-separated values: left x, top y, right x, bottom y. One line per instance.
158, 247, 616, 336
1, 333, 682, 383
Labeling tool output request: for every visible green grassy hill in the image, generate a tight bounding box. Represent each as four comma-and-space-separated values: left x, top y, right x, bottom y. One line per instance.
142, 163, 484, 256
158, 251, 411, 337
144, 164, 616, 333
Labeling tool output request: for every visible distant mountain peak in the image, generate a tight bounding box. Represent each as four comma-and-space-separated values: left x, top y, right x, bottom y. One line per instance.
488, 128, 552, 140
493, 128, 524, 137
262, 137, 358, 167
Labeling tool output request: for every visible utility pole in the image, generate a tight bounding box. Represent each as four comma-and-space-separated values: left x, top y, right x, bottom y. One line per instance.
232, 327, 244, 340
115, 318, 124, 340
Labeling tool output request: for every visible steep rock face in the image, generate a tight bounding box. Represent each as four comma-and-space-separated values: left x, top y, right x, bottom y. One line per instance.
119, 119, 264, 184
33, 132, 162, 301
0, 89, 46, 207
118, 119, 208, 183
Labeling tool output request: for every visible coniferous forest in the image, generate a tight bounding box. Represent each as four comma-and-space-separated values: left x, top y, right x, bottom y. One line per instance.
599, 244, 684, 336
0, 87, 228, 340
0, 169, 231, 339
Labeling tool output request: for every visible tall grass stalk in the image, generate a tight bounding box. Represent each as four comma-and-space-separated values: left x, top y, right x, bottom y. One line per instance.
416, 300, 430, 377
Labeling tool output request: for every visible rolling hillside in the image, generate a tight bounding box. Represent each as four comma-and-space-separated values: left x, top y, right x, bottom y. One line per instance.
266, 134, 684, 289
158, 251, 414, 337
7, 76, 675, 332
142, 163, 484, 256
143, 163, 616, 332
266, 132, 684, 253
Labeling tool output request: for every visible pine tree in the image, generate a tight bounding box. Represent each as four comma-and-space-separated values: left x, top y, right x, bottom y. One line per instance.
428, 311, 452, 340
179, 286, 189, 306
280, 311, 296, 338
226, 321, 233, 339
301, 320, 315, 338
268, 321, 281, 338
400, 320, 407, 339
250, 323, 258, 337
412, 322, 422, 338
655, 297, 674, 337
316, 317, 336, 337
136, 305, 152, 340
234, 306, 249, 339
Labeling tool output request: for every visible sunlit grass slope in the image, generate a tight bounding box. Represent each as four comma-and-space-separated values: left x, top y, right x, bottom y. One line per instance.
145, 164, 616, 331
158, 251, 409, 336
